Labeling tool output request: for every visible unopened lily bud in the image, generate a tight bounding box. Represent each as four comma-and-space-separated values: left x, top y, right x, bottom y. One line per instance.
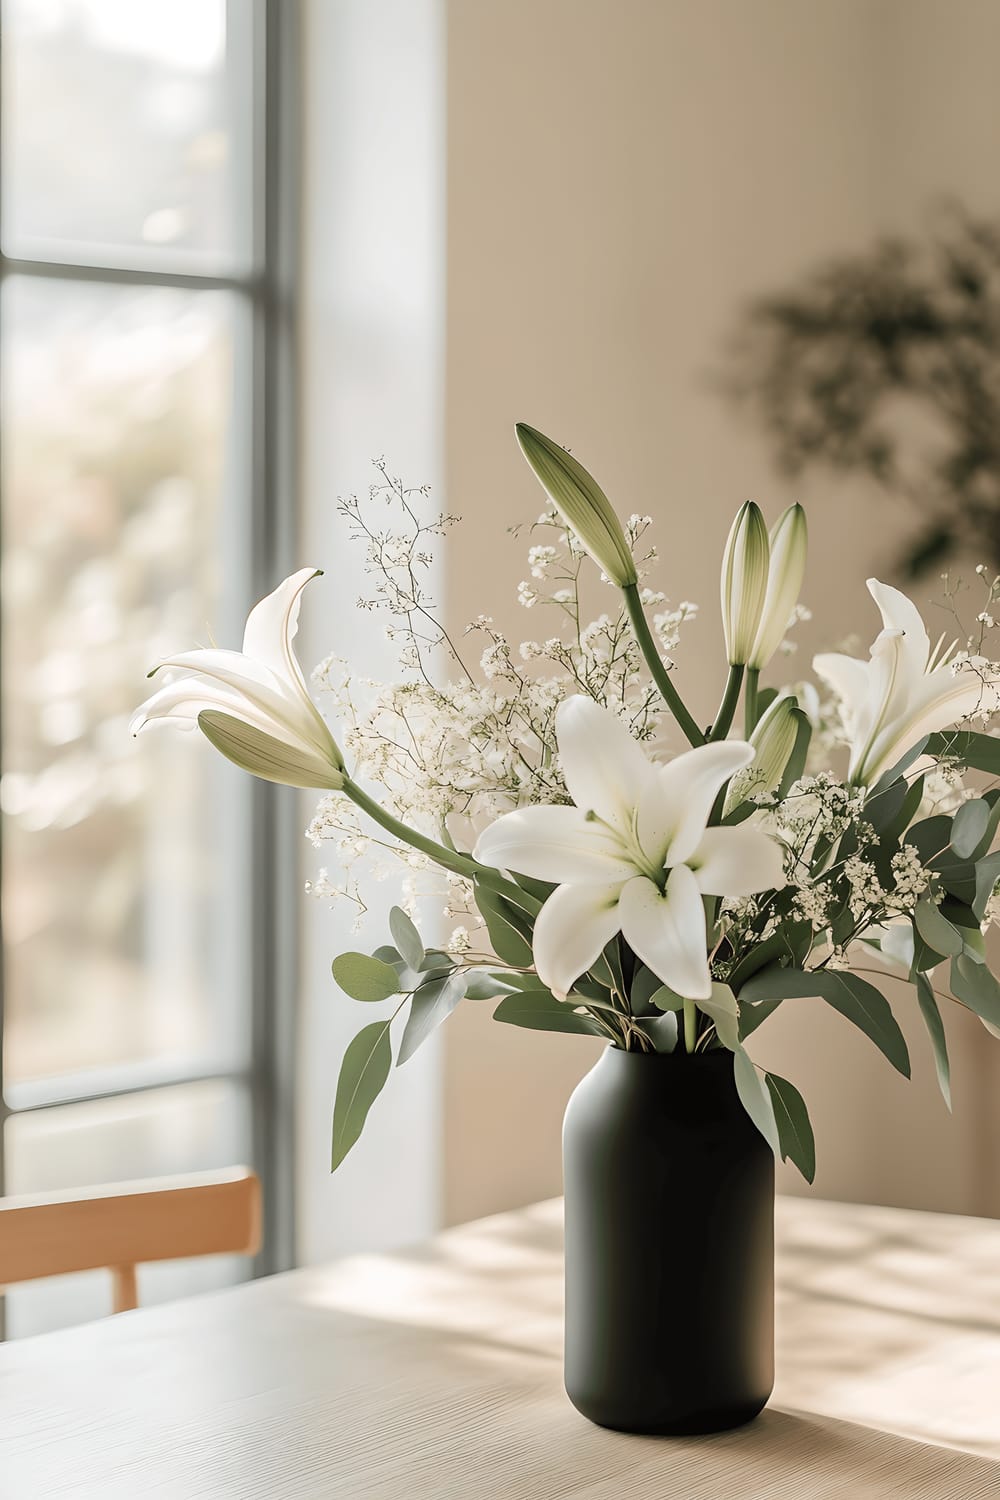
515, 423, 638, 589
724, 693, 799, 815
748, 504, 808, 671
721, 501, 770, 666
198, 710, 345, 791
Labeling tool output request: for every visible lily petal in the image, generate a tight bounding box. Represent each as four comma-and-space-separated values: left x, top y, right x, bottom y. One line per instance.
688, 826, 786, 897
242, 567, 323, 695
867, 578, 930, 676
531, 882, 625, 999
860, 660, 999, 785
555, 697, 654, 833
658, 740, 755, 866
812, 651, 871, 736
129, 674, 311, 747
474, 805, 635, 884
619, 867, 711, 999
146, 648, 327, 751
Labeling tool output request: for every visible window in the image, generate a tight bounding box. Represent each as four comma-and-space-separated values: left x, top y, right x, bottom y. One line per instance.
0, 0, 297, 1336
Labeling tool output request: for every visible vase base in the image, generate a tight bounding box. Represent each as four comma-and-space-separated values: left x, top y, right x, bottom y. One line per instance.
568, 1392, 770, 1437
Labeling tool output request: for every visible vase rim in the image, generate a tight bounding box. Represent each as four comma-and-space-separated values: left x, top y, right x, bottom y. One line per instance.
602, 1043, 733, 1066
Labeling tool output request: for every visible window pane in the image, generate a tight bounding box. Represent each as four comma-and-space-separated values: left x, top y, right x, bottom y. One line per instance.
1, 0, 253, 272
1, 276, 251, 1090
3, 1080, 252, 1337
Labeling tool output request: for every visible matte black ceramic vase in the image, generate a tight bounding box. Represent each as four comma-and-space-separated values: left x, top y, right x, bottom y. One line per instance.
562, 1046, 774, 1435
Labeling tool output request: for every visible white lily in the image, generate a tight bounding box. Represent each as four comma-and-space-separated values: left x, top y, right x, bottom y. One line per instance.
474, 696, 785, 1000
131, 568, 345, 790
814, 579, 1000, 788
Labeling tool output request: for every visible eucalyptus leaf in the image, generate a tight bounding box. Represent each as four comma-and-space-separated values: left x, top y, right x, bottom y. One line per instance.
733, 1048, 779, 1153
950, 955, 1000, 1028
331, 952, 401, 1003
913, 898, 964, 958
650, 984, 686, 1012
493, 991, 602, 1035
777, 708, 812, 799
697, 983, 740, 1051
388, 906, 424, 971
738, 996, 783, 1040
925, 730, 1000, 775
914, 973, 951, 1112
951, 799, 991, 860
630, 966, 666, 1012
635, 1011, 678, 1052
765, 1072, 816, 1182
398, 971, 467, 1065
739, 964, 910, 1077
973, 850, 1000, 921
464, 971, 518, 1001
331, 1020, 393, 1169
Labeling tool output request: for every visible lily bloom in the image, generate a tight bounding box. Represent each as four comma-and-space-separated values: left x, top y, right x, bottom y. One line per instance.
814, 580, 1000, 787
474, 696, 785, 1000
131, 568, 345, 790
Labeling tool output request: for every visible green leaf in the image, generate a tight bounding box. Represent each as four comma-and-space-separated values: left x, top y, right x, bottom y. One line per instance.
697, 983, 739, 1051
914, 973, 951, 1112
728, 922, 812, 990
331, 1021, 393, 1168
331, 952, 401, 1003
463, 970, 518, 1000
973, 850, 1000, 921
630, 965, 666, 1013
733, 1048, 779, 1153
510, 871, 556, 904
950, 955, 1000, 1029
398, 972, 467, 1065
650, 984, 686, 1012
906, 815, 953, 864
474, 883, 534, 966
765, 1072, 816, 1182
925, 730, 1000, 775
738, 996, 783, 1040
492, 991, 601, 1035
739, 964, 910, 1078
389, 906, 424, 971
864, 778, 909, 837
951, 799, 991, 860
913, 898, 964, 959
635, 1011, 678, 1052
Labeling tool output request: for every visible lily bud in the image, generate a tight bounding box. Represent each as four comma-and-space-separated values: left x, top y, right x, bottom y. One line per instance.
748, 504, 808, 671
724, 693, 800, 815
515, 423, 638, 588
198, 710, 345, 791
721, 501, 770, 666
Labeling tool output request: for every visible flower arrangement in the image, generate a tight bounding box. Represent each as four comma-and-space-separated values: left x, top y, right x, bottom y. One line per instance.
132, 425, 1000, 1183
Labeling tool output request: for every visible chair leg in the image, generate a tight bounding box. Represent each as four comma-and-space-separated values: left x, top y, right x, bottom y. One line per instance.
111, 1264, 138, 1314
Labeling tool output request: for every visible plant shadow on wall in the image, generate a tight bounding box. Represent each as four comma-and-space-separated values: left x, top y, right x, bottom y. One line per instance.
724, 204, 1000, 577
132, 427, 1000, 1191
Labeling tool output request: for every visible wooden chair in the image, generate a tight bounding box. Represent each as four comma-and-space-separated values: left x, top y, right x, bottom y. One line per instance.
0, 1166, 261, 1314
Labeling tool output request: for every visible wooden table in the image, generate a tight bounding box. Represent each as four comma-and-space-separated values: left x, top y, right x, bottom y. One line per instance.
1, 1197, 998, 1498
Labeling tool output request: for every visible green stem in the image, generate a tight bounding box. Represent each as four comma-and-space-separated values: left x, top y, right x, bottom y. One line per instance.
709, 663, 744, 742
622, 584, 704, 747
744, 666, 760, 737
343, 778, 538, 913
683, 998, 698, 1054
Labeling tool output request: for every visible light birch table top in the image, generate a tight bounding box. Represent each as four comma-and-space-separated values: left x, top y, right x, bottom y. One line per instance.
1, 1196, 998, 1498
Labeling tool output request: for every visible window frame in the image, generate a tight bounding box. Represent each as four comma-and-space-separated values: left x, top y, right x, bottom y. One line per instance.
0, 0, 300, 1329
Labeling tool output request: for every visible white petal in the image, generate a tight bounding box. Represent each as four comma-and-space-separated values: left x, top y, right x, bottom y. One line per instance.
860, 662, 1000, 785
555, 696, 654, 832
688, 826, 786, 897
867, 578, 929, 676
619, 867, 711, 1000
474, 805, 636, 885
131, 675, 315, 752
242, 568, 322, 694
532, 883, 625, 999
658, 740, 755, 866
812, 652, 870, 735
149, 647, 329, 754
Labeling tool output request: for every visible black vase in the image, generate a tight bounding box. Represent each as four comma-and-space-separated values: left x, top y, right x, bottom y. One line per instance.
562, 1045, 774, 1435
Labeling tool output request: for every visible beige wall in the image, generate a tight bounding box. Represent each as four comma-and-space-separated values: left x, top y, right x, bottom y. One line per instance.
442, 0, 1000, 1223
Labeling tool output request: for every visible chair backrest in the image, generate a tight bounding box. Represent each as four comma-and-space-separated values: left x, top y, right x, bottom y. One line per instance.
0, 1165, 262, 1313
